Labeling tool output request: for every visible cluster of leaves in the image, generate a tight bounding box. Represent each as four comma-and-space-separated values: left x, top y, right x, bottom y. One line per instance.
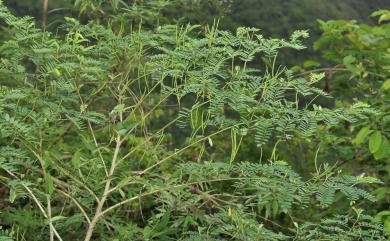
294, 9, 390, 236
0, 1, 387, 241
219, 0, 390, 66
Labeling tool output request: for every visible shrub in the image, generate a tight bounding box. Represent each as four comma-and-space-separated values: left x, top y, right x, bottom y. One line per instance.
0, 1, 386, 240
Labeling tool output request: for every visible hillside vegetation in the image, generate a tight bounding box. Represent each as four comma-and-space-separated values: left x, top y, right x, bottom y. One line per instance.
0, 1, 389, 240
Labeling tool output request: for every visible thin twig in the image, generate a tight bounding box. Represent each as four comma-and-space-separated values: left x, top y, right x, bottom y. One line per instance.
41, 0, 49, 31
100, 177, 265, 218
22, 183, 63, 241
47, 195, 54, 241
57, 189, 91, 224
138, 125, 237, 175
83, 135, 122, 241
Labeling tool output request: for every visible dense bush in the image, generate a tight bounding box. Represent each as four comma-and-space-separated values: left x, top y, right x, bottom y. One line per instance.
308, 9, 390, 236
0, 1, 388, 240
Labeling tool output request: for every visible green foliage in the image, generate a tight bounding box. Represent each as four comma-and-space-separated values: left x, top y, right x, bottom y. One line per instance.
220, 0, 390, 66
297, 213, 384, 241
0, 1, 387, 240
297, 7, 390, 237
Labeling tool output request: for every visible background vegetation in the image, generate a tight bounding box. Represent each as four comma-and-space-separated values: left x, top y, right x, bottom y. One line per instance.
0, 0, 389, 240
